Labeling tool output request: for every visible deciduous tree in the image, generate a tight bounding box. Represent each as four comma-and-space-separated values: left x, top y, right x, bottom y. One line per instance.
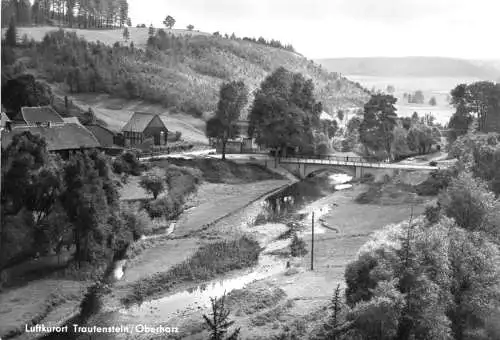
163, 15, 175, 29
139, 167, 166, 199
206, 80, 248, 160
248, 67, 321, 157
358, 94, 398, 160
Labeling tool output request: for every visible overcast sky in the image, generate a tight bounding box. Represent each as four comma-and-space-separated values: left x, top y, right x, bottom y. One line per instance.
128, 0, 500, 60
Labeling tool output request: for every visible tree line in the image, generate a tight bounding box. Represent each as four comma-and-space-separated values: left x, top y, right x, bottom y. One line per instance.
1, 0, 130, 29
447, 81, 500, 141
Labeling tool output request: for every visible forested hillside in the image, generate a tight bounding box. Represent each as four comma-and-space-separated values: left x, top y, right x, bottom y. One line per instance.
2, 27, 369, 120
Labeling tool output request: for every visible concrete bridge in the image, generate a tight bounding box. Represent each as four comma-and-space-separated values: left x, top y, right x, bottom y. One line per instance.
278, 155, 451, 179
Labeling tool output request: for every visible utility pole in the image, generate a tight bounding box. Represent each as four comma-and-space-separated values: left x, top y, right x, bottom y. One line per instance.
311, 211, 314, 271
0, 127, 3, 264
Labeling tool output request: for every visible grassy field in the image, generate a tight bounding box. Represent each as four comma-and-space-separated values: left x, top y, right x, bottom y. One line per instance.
56, 92, 209, 144
0, 279, 90, 338
4, 26, 212, 49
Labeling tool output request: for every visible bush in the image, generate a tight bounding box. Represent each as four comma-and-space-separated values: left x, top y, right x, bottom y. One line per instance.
414, 168, 457, 196
139, 167, 166, 199
290, 233, 307, 257
113, 151, 143, 175
424, 204, 441, 225
360, 173, 375, 183
120, 203, 153, 240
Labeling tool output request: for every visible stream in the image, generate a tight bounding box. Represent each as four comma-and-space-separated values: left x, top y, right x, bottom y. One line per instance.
41, 170, 352, 340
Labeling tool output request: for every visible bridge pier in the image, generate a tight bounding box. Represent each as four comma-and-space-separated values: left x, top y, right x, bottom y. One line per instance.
355, 166, 363, 179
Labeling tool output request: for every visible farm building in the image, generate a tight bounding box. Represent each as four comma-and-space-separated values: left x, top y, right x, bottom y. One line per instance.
86, 124, 116, 148
121, 112, 169, 147
214, 120, 257, 153
1, 123, 101, 156
20, 106, 65, 125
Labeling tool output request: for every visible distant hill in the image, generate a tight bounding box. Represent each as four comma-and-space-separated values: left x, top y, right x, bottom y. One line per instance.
315, 57, 500, 80
4, 27, 370, 121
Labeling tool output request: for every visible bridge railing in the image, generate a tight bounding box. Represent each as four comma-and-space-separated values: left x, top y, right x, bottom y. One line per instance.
279, 154, 385, 165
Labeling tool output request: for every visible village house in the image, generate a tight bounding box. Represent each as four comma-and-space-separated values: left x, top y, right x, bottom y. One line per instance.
1, 123, 102, 157
86, 124, 117, 148
214, 120, 258, 153
20, 106, 66, 125
121, 112, 169, 147
1, 106, 102, 156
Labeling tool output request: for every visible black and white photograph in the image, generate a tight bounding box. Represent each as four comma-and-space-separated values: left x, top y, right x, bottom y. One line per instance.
1, 0, 500, 339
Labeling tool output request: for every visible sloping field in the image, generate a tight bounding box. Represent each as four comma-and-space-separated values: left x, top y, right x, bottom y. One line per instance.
67, 93, 208, 143
4, 26, 211, 49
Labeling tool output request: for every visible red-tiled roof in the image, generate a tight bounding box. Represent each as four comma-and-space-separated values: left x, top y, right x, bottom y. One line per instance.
121, 112, 163, 133
1, 123, 101, 151
21, 106, 65, 125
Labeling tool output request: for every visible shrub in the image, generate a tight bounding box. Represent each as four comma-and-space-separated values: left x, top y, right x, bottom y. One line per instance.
414, 168, 458, 196
113, 150, 143, 175
120, 203, 152, 239
290, 233, 307, 257
139, 167, 166, 199
424, 204, 441, 225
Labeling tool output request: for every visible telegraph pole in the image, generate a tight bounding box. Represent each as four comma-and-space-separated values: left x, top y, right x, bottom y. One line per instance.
311, 211, 314, 271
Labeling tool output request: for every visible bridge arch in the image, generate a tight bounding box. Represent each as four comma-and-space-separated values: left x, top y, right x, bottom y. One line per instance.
280, 161, 399, 180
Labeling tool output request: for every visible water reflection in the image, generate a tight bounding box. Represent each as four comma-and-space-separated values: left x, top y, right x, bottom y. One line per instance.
261, 171, 352, 224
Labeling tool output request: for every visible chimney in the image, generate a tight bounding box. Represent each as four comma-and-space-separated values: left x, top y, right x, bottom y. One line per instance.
47, 121, 51, 128
6, 121, 12, 132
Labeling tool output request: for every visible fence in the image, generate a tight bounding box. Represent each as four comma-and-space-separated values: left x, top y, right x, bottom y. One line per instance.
279, 154, 384, 164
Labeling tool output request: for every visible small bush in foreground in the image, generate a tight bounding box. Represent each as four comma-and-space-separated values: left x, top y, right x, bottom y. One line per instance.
203, 293, 241, 340
123, 236, 261, 305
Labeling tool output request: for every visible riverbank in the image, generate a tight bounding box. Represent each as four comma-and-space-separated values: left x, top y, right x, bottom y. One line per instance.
153, 181, 431, 340
0, 157, 290, 340
99, 178, 291, 313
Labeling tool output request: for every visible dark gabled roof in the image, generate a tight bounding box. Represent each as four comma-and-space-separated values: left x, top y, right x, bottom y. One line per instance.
21, 106, 65, 125
121, 112, 165, 133
1, 123, 101, 151
86, 124, 116, 147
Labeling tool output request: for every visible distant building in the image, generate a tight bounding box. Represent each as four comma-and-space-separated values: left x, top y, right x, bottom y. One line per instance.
121, 112, 169, 147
